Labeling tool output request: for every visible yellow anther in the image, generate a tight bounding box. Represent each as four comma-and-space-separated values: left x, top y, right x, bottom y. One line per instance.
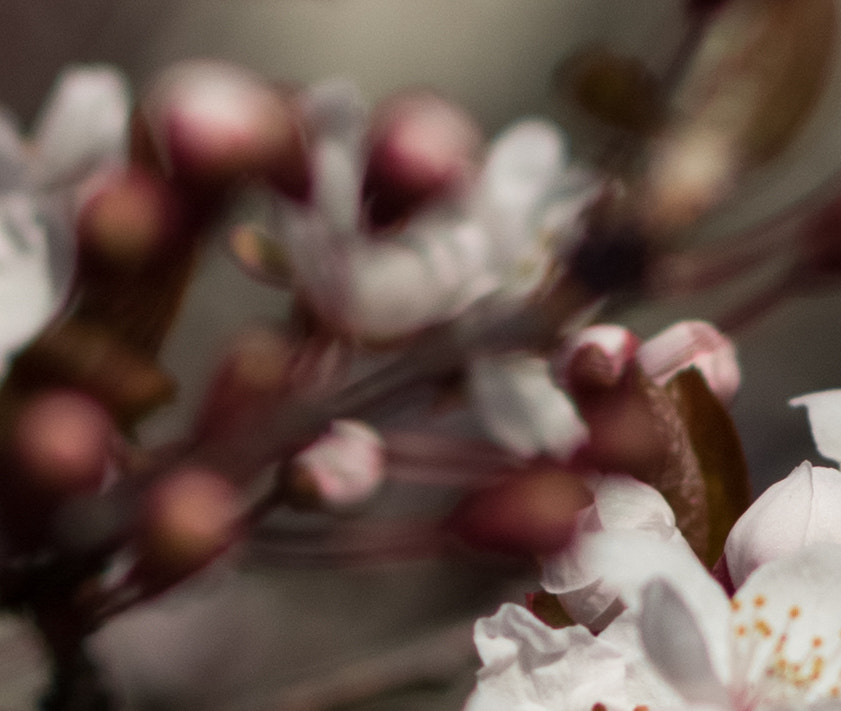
790, 606, 801, 619
754, 595, 767, 608
755, 619, 773, 637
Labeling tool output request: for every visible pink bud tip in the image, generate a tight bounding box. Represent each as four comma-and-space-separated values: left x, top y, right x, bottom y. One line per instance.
363, 92, 481, 228
12, 390, 112, 495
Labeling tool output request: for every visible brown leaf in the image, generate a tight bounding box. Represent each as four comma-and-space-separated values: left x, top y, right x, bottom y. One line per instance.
666, 368, 751, 568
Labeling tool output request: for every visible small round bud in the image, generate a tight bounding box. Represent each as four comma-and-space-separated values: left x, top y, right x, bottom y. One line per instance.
363, 92, 481, 228
138, 467, 238, 576
11, 390, 112, 495
142, 61, 309, 195
76, 170, 175, 270
288, 420, 385, 511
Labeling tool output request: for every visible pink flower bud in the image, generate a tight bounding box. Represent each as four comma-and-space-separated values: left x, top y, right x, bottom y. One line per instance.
76, 169, 177, 271
139, 466, 239, 577
12, 389, 112, 495
637, 320, 740, 402
142, 61, 309, 195
553, 325, 639, 391
289, 420, 385, 511
363, 91, 481, 228
448, 465, 592, 556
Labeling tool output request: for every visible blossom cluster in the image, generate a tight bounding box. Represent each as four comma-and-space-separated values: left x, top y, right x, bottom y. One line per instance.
0, 0, 841, 709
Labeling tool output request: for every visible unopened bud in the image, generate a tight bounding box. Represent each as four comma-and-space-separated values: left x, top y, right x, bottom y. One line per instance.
142, 61, 309, 196
76, 170, 176, 271
288, 420, 385, 511
11, 390, 112, 495
554, 325, 639, 391
363, 92, 481, 228
193, 328, 296, 442
138, 466, 238, 576
448, 465, 592, 556
637, 320, 740, 402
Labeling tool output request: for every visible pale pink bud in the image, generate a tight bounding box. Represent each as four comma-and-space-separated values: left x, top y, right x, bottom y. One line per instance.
289, 420, 385, 510
553, 325, 639, 391
637, 320, 740, 402
363, 92, 481, 228
724, 461, 841, 588
142, 61, 308, 195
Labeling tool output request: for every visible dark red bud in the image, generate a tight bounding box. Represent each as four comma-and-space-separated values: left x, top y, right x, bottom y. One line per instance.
448, 465, 592, 557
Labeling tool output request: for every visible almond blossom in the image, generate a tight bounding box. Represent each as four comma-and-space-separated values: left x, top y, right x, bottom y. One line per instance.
469, 528, 841, 711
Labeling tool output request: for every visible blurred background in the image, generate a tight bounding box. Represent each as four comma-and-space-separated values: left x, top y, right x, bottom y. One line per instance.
2, 1, 841, 709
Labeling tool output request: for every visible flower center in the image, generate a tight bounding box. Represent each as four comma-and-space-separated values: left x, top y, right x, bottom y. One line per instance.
729, 594, 841, 710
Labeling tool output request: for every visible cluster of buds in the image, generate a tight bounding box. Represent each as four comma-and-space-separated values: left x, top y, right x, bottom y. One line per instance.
0, 0, 840, 707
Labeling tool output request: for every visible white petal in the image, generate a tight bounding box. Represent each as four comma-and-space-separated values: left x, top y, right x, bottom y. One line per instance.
637, 320, 740, 402
468, 352, 588, 459
542, 475, 683, 630
640, 580, 730, 707
29, 65, 130, 188
581, 531, 733, 685
0, 194, 55, 376
599, 611, 690, 710
791, 390, 841, 465
724, 461, 841, 588
467, 603, 629, 711
478, 120, 567, 277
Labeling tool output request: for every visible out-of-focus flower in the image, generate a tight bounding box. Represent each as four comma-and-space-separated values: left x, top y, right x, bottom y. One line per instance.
721, 390, 841, 588
273, 81, 596, 342
0, 65, 130, 375
540, 474, 686, 631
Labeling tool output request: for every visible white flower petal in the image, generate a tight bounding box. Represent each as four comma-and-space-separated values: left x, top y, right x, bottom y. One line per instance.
581, 531, 733, 685
478, 120, 567, 274
0, 194, 55, 376
468, 352, 587, 459
29, 65, 130, 188
791, 390, 841, 466
542, 475, 683, 629
640, 580, 730, 707
543, 475, 686, 631
467, 603, 629, 711
724, 461, 841, 588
